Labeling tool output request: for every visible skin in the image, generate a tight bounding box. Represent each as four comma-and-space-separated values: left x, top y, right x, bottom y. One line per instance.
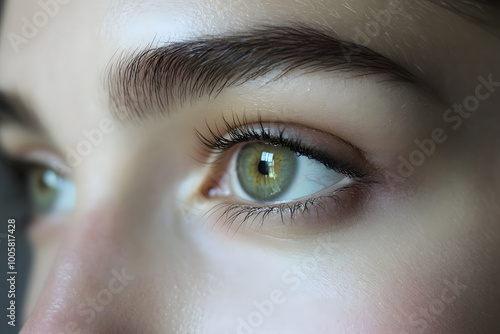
0, 0, 499, 333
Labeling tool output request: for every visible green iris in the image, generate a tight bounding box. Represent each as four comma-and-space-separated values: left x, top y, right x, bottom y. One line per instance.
28, 167, 68, 213
236, 143, 298, 201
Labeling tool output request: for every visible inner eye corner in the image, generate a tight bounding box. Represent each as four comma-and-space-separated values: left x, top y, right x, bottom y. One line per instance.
200, 167, 233, 200
196, 117, 377, 208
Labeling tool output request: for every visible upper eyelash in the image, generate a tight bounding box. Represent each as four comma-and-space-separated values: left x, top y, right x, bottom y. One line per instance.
193, 113, 378, 230
194, 113, 368, 179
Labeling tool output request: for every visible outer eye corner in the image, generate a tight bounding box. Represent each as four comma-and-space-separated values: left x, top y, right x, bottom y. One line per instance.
195, 118, 375, 232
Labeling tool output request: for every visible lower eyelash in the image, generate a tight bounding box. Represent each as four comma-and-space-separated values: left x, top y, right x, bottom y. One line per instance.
202, 180, 375, 233
195, 113, 378, 231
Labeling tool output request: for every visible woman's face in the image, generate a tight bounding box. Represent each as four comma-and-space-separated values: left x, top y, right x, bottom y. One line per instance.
0, 0, 499, 333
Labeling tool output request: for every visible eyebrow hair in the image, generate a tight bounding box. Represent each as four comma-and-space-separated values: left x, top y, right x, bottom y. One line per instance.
107, 25, 414, 124
0, 91, 40, 129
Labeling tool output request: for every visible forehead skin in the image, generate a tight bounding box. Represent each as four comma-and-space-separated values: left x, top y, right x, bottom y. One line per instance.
1, 0, 500, 333
1, 0, 499, 136
0, 1, 497, 151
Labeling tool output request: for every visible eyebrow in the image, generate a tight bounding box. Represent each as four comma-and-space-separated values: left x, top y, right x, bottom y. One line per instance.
107, 25, 414, 124
0, 91, 40, 129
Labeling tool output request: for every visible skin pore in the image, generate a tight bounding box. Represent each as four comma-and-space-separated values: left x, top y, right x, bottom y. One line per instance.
0, 0, 499, 333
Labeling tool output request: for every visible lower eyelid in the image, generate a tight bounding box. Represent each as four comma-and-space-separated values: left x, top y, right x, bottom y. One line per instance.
194, 116, 379, 235
198, 178, 376, 237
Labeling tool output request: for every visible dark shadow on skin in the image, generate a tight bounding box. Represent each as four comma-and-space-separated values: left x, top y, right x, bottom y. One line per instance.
0, 1, 33, 332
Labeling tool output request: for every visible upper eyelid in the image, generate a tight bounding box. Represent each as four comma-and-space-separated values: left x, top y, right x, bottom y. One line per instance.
194, 116, 370, 179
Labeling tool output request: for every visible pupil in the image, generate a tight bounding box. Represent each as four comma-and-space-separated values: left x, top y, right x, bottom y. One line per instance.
258, 160, 270, 175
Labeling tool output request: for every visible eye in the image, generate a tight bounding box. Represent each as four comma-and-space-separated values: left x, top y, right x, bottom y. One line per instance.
232, 142, 348, 203
195, 114, 376, 231
26, 165, 76, 214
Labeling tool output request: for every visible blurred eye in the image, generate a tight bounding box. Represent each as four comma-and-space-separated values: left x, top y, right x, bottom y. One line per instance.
233, 142, 347, 202
27, 165, 76, 214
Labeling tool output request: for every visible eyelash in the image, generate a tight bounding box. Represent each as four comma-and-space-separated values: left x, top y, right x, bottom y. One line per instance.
194, 113, 376, 229
196, 114, 367, 178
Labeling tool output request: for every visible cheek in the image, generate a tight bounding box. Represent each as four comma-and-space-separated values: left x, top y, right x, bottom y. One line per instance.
190, 206, 491, 334
190, 231, 394, 333
196, 250, 399, 334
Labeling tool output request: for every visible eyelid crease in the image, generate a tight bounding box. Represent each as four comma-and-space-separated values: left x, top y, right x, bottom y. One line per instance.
194, 113, 374, 181
191, 113, 380, 235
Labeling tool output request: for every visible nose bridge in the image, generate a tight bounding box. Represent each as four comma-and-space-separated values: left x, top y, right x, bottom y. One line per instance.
21, 209, 140, 333
78, 132, 185, 215
21, 171, 205, 333
21, 130, 202, 333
